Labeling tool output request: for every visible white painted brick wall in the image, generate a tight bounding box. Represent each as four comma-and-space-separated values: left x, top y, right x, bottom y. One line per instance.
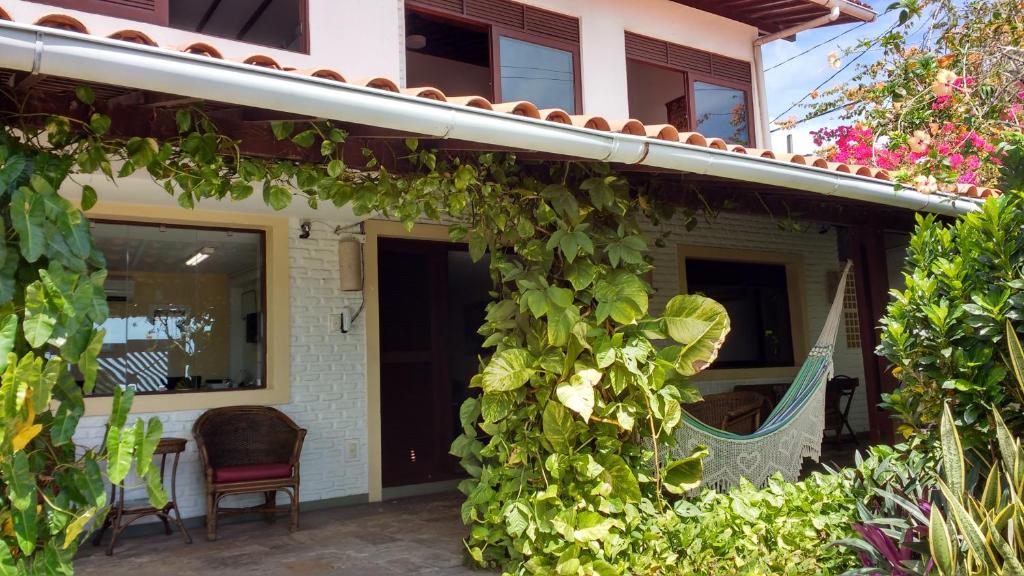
73, 218, 369, 521
643, 212, 871, 432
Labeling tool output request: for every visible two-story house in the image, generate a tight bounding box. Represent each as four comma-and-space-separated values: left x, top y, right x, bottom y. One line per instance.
0, 0, 988, 524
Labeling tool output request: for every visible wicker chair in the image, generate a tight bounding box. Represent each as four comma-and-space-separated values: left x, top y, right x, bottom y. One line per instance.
684, 391, 765, 435
192, 406, 306, 541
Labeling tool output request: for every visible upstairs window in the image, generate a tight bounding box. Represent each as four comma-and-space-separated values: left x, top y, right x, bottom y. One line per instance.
405, 0, 581, 113
625, 32, 754, 146
28, 0, 309, 53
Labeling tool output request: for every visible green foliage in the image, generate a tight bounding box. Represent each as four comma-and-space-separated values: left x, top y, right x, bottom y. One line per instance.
447, 162, 729, 574
0, 132, 166, 571
0, 94, 733, 572
927, 326, 1024, 575
878, 192, 1024, 449
671, 473, 861, 575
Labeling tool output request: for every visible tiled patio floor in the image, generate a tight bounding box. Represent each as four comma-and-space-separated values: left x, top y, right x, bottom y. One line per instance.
76, 493, 482, 576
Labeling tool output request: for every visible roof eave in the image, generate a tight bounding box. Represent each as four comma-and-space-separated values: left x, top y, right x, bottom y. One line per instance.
0, 20, 977, 217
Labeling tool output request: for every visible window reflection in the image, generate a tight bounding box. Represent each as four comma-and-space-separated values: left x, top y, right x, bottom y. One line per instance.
693, 81, 749, 146
88, 222, 265, 396
499, 36, 576, 113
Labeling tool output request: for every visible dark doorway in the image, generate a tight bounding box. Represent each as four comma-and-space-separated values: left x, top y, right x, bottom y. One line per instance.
378, 238, 490, 488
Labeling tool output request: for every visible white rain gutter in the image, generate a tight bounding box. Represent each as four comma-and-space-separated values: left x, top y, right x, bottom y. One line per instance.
0, 21, 977, 216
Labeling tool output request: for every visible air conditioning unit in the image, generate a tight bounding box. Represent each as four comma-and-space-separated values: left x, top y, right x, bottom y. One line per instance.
105, 278, 135, 302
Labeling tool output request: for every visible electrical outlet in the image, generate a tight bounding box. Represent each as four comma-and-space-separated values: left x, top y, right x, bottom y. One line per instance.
346, 440, 359, 461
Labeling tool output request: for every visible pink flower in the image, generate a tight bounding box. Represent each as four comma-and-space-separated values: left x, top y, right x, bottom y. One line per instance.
948, 153, 964, 170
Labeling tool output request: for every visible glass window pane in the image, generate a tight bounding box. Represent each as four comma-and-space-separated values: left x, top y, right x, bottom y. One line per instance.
499, 36, 575, 113
87, 222, 265, 396
693, 81, 749, 146
685, 258, 793, 369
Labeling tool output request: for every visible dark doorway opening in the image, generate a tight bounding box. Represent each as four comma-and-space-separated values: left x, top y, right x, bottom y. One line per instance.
378, 238, 490, 489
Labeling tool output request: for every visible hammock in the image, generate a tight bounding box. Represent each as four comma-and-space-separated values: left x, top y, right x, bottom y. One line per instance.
668, 260, 853, 491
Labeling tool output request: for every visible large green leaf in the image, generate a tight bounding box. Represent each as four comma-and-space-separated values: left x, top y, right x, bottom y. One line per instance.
62, 507, 96, 550
10, 186, 46, 262
661, 294, 730, 376
929, 507, 956, 576
23, 281, 56, 348
134, 417, 163, 477
595, 454, 641, 503
78, 328, 106, 395
1008, 320, 1024, 399
940, 403, 965, 495
481, 349, 535, 393
50, 401, 82, 451
593, 271, 648, 325
555, 369, 600, 422
105, 426, 135, 485
7, 452, 37, 555
145, 467, 169, 510
0, 315, 17, 372
481, 391, 515, 423
543, 401, 575, 454
662, 446, 708, 495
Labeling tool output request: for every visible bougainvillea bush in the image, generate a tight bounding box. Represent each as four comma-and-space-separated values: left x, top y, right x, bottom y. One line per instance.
806, 0, 1024, 191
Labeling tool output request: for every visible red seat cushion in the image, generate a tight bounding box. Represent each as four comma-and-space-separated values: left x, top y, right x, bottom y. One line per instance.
213, 463, 292, 483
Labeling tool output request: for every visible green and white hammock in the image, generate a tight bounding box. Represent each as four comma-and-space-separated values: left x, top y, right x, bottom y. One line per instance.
669, 261, 853, 491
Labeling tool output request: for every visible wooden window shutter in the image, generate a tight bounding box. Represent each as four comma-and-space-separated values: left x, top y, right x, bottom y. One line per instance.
624, 31, 669, 66
668, 44, 711, 74
465, 0, 523, 29
407, 0, 466, 13
711, 54, 752, 83
626, 31, 750, 84
26, 0, 169, 26
408, 0, 578, 44
523, 5, 579, 43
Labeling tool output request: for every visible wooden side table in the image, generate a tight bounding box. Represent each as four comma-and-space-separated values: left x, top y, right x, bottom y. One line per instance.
92, 437, 193, 555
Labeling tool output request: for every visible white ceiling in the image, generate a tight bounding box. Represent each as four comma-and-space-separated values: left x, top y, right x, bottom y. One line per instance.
92, 221, 261, 275
170, 0, 303, 50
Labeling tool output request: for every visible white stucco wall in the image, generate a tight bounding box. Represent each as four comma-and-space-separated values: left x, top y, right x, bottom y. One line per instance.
644, 211, 871, 433
73, 219, 370, 521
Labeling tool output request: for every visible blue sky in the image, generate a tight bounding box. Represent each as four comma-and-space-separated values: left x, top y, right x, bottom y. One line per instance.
764, 1, 898, 153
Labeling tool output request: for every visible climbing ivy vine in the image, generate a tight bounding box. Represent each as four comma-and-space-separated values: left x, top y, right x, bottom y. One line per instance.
0, 86, 728, 574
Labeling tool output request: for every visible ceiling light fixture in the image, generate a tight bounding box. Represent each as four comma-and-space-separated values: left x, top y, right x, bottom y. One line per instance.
185, 247, 215, 266
406, 34, 427, 50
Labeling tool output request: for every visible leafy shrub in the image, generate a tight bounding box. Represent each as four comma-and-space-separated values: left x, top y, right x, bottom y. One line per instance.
878, 191, 1024, 448
671, 473, 861, 575
928, 327, 1024, 575
0, 123, 165, 571
839, 445, 937, 575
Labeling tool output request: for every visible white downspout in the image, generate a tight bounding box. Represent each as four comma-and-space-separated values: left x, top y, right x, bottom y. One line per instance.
752, 45, 771, 149
0, 22, 978, 216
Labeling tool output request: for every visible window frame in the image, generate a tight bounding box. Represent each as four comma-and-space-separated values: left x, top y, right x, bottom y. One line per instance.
405, 5, 583, 113
27, 0, 311, 54
623, 31, 755, 145
677, 245, 807, 381
686, 71, 755, 147
87, 218, 269, 398
82, 202, 291, 416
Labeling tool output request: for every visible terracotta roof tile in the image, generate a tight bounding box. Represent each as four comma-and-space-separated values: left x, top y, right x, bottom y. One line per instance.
35, 14, 88, 34
0, 7, 994, 201
182, 42, 223, 58
108, 29, 157, 46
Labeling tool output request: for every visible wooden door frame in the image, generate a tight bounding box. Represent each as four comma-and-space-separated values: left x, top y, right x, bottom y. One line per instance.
365, 220, 453, 502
